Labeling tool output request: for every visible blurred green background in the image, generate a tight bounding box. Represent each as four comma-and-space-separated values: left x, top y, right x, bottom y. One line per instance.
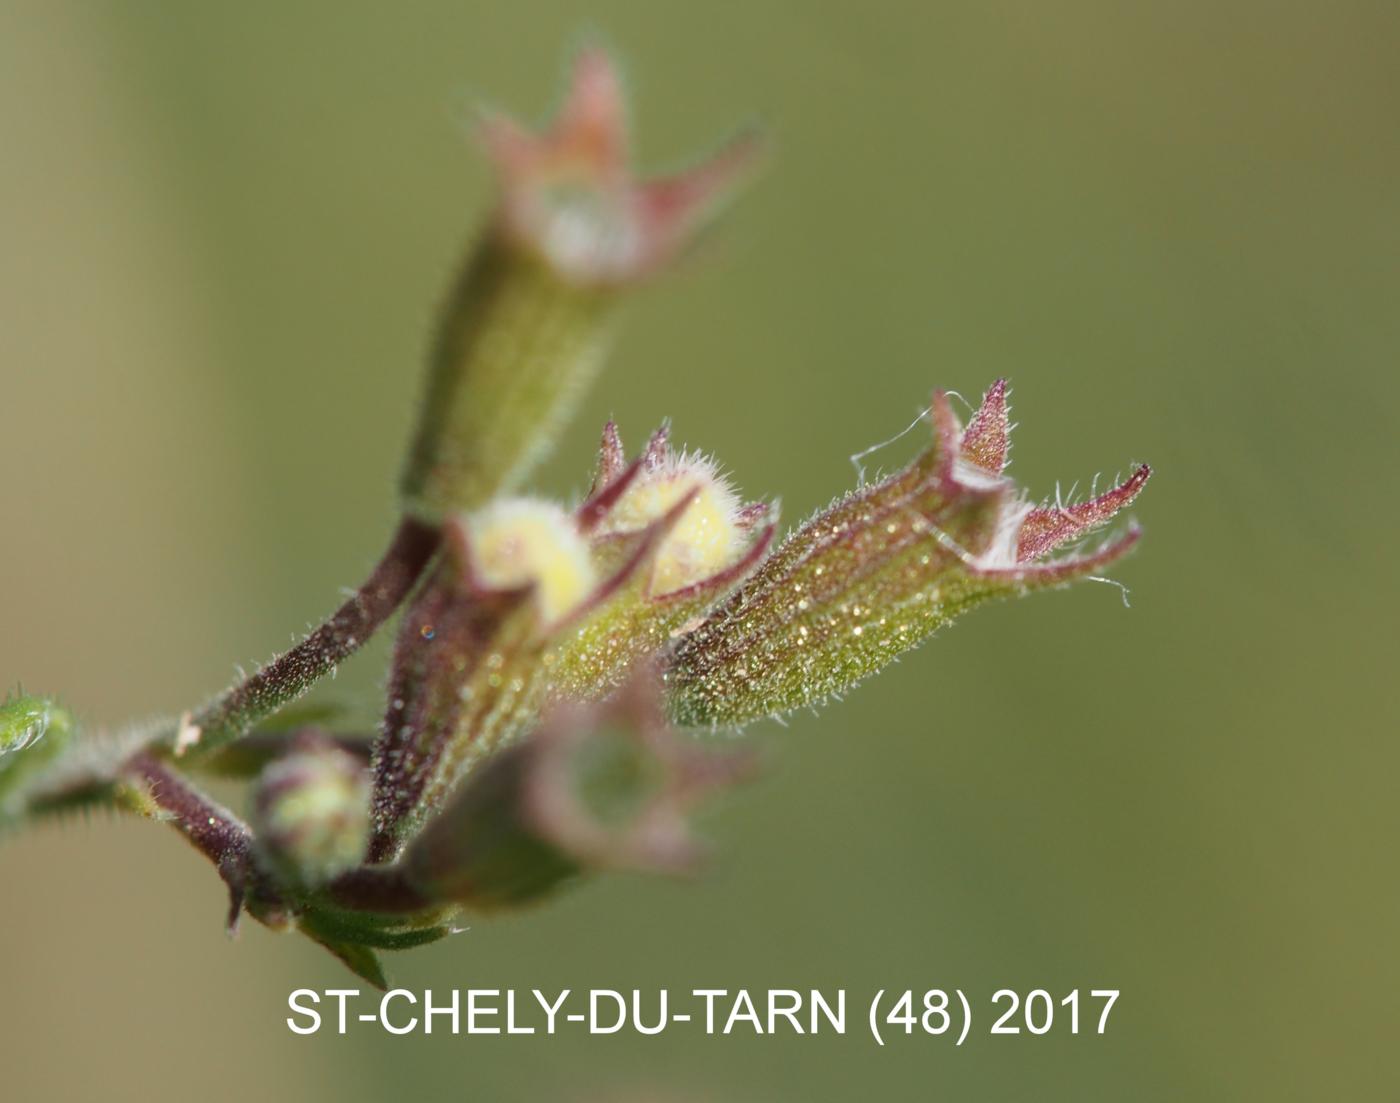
2, 2, 1396, 1099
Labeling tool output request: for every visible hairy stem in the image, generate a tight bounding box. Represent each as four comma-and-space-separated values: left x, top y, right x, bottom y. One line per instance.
121, 752, 257, 929
183, 517, 440, 758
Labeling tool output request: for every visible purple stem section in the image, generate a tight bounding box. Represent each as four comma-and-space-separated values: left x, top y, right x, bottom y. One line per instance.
187, 517, 440, 755
124, 752, 255, 930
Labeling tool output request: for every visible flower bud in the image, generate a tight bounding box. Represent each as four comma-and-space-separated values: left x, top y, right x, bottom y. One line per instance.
400, 668, 752, 910
596, 436, 748, 594
468, 498, 598, 623
251, 732, 371, 886
547, 422, 776, 702
400, 48, 758, 521
369, 498, 635, 859
667, 383, 1151, 726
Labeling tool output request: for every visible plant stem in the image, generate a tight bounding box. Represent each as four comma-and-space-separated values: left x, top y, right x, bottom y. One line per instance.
122, 752, 256, 929
182, 517, 440, 758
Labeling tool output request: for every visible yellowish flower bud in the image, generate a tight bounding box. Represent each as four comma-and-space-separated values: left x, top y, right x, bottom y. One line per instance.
370, 498, 622, 859
596, 449, 747, 596
251, 734, 371, 886
544, 425, 776, 703
465, 498, 597, 624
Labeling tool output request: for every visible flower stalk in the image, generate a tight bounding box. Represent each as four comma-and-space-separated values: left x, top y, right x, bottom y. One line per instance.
118, 752, 258, 931
181, 517, 440, 758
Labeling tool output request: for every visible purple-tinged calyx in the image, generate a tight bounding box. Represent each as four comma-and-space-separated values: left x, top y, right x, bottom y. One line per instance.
367, 498, 667, 860
545, 421, 776, 702
666, 381, 1150, 727
399, 666, 755, 910
401, 48, 759, 521
480, 47, 761, 285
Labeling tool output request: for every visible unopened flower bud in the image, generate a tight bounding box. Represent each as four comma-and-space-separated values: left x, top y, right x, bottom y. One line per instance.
467, 498, 598, 623
667, 383, 1151, 726
596, 438, 747, 594
368, 498, 634, 859
547, 423, 775, 702
401, 48, 758, 520
252, 733, 371, 886
400, 669, 752, 910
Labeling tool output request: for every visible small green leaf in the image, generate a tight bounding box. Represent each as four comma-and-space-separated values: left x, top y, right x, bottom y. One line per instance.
0, 693, 74, 820
301, 930, 389, 991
